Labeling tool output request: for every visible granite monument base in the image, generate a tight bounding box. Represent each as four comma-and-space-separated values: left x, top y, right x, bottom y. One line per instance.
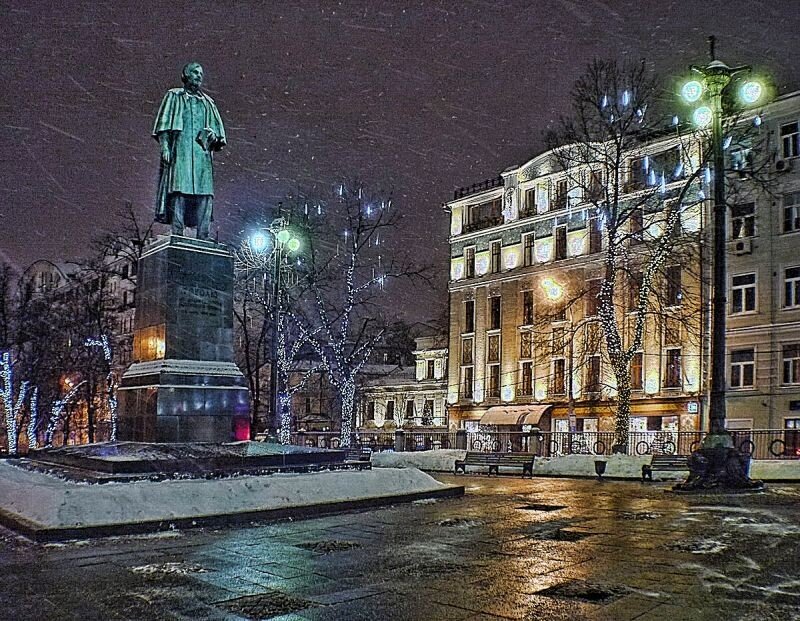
117, 235, 250, 443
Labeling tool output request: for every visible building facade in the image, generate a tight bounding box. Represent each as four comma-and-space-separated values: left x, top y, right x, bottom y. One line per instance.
357, 335, 449, 430
445, 91, 800, 436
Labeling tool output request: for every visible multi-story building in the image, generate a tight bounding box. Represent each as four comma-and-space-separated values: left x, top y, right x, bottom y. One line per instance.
357, 335, 449, 430
445, 91, 800, 437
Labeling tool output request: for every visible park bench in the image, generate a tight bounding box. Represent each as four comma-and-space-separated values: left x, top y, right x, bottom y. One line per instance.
641, 454, 689, 481
454, 452, 535, 478
342, 448, 372, 470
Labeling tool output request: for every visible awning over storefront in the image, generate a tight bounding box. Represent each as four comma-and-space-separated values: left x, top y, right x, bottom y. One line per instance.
480, 404, 552, 427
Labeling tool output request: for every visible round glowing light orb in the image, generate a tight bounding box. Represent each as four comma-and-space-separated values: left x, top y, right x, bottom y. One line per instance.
541, 277, 564, 301
740, 80, 763, 105
681, 80, 704, 103
276, 229, 291, 244
250, 231, 270, 253
693, 106, 713, 128
287, 237, 301, 253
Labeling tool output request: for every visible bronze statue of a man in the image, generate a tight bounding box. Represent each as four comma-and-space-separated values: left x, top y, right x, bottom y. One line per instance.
152, 62, 226, 239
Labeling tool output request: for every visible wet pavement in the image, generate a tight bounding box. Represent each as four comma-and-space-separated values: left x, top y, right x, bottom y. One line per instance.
1, 474, 799, 620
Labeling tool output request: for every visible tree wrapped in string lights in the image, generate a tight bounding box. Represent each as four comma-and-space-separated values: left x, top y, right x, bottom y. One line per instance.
289, 182, 431, 447
543, 57, 769, 452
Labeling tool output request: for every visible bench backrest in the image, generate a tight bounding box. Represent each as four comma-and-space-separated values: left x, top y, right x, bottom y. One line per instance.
650, 455, 688, 467
463, 452, 534, 464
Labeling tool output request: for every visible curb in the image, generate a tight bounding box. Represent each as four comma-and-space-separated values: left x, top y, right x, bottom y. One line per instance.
0, 484, 464, 543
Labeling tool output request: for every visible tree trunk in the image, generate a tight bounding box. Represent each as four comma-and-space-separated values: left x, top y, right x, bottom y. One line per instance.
339, 381, 355, 448
278, 392, 292, 444
613, 363, 631, 453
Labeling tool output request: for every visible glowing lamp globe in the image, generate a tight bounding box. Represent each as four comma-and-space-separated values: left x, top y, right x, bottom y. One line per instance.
740, 80, 763, 105
250, 232, 269, 253
681, 80, 704, 103
276, 229, 291, 245
693, 106, 713, 128
287, 237, 301, 253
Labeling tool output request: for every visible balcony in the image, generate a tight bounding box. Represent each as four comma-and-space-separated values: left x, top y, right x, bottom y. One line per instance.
462, 215, 504, 234
454, 175, 504, 200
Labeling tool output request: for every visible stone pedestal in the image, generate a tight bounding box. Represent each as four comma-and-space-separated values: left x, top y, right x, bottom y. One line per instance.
118, 235, 249, 443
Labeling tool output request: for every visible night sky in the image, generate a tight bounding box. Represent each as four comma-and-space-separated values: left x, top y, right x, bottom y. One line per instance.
2, 1, 798, 319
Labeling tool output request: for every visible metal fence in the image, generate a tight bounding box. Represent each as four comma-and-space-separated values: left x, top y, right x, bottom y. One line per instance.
286, 428, 800, 460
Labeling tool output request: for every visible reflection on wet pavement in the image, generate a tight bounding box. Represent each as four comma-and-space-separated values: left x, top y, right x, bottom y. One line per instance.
1, 475, 799, 620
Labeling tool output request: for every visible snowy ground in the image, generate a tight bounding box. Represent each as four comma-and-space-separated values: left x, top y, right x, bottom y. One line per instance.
0, 461, 459, 535
371, 449, 800, 481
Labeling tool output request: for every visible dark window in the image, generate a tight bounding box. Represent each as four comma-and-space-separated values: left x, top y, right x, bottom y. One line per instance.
730, 349, 755, 388
630, 208, 644, 245
553, 179, 568, 210
589, 216, 602, 254
731, 273, 756, 314
490, 241, 501, 273
386, 400, 395, 420
783, 344, 800, 385
555, 226, 567, 260
427, 359, 435, 379
784, 192, 800, 233
466, 198, 503, 231
731, 203, 755, 239
587, 170, 604, 202
121, 264, 129, 279
488, 365, 500, 398
305, 397, 312, 413
784, 267, 800, 308
631, 352, 643, 390
524, 188, 536, 215
665, 348, 682, 388
367, 401, 375, 421
552, 359, 566, 395
522, 290, 534, 325
665, 265, 682, 306
406, 399, 415, 420
464, 300, 475, 333
465, 247, 475, 278
461, 367, 474, 399
629, 156, 647, 191
585, 279, 602, 317
489, 296, 501, 330
523, 233, 535, 266
781, 122, 799, 159
628, 271, 642, 311
521, 362, 533, 396
586, 355, 601, 393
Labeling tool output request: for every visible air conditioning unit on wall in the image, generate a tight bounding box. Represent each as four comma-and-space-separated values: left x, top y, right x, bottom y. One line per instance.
729, 238, 753, 255
774, 158, 793, 173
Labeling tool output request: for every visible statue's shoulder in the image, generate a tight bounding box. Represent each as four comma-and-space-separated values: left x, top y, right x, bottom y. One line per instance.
166, 88, 185, 96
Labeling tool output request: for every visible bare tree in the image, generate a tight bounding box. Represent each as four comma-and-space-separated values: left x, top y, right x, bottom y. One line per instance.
290, 182, 431, 446
543, 59, 728, 451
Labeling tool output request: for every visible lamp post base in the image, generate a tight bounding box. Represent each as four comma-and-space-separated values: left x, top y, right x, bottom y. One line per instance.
673, 432, 764, 492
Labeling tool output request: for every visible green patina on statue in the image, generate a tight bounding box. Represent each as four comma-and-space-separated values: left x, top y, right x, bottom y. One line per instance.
153, 62, 226, 239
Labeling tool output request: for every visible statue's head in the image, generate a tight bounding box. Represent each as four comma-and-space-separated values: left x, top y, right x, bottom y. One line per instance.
181, 62, 204, 90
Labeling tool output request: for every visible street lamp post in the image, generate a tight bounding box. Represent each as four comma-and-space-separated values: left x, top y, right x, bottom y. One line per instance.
239, 216, 301, 439
680, 37, 765, 438
676, 37, 765, 490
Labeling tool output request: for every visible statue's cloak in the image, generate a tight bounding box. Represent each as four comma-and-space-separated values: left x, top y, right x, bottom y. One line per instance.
152, 88, 226, 223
